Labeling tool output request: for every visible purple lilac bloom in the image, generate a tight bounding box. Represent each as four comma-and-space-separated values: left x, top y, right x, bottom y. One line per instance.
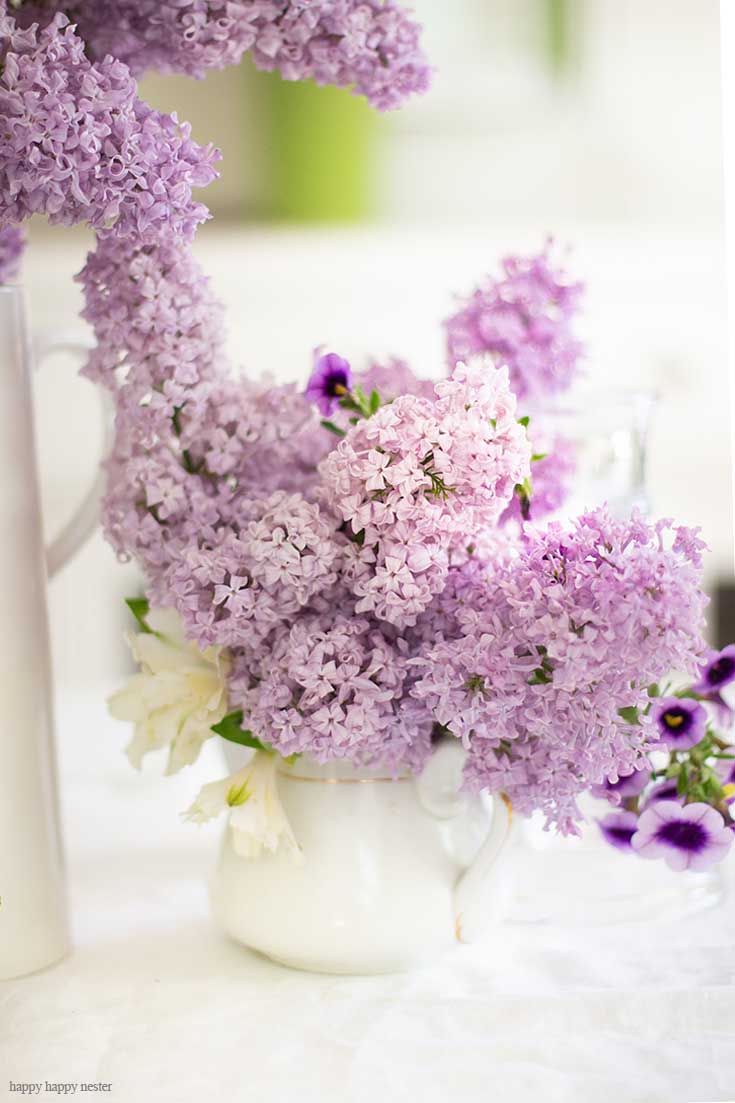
0, 11, 218, 242
598, 811, 639, 852
445, 246, 585, 402
13, 0, 431, 109
651, 696, 707, 751
228, 609, 434, 771
318, 360, 531, 627
305, 351, 353, 416
413, 508, 708, 833
631, 800, 733, 871
0, 225, 24, 283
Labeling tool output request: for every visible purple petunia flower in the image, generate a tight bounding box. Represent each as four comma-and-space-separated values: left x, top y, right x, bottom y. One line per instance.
641, 778, 681, 809
596, 766, 650, 801
631, 800, 733, 871
598, 810, 639, 852
694, 645, 735, 694
305, 352, 353, 416
651, 697, 707, 750
691, 646, 735, 724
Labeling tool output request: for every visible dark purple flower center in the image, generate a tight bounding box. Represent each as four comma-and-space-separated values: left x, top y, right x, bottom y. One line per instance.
660, 706, 692, 734
324, 369, 350, 398
604, 824, 635, 847
655, 819, 707, 853
705, 654, 735, 687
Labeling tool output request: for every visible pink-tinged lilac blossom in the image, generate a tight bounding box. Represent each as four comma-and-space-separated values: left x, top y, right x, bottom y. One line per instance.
318, 360, 531, 626
445, 247, 584, 402
14, 0, 431, 109
305, 351, 353, 416
0, 11, 218, 242
413, 508, 708, 833
631, 800, 733, 871
0, 225, 24, 283
651, 696, 707, 751
598, 811, 639, 852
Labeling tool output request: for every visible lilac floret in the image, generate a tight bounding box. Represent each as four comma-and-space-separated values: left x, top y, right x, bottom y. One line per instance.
631, 800, 733, 871
651, 697, 707, 751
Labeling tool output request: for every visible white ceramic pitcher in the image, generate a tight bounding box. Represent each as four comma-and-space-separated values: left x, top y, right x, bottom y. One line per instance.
0, 285, 106, 979
211, 742, 512, 975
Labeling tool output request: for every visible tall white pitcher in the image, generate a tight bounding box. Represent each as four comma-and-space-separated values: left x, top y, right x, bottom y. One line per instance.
0, 285, 106, 979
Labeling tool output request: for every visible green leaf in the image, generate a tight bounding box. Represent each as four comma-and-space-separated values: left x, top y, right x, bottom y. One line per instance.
320, 419, 346, 438
125, 597, 152, 634
370, 389, 381, 414
211, 711, 270, 752
677, 764, 689, 797
530, 452, 548, 463
617, 706, 640, 726
518, 415, 531, 428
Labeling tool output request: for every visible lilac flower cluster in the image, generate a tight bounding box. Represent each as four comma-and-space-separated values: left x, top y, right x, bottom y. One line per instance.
0, 225, 24, 283
596, 646, 735, 871
413, 508, 709, 833
318, 361, 531, 625
0, 11, 218, 243
229, 610, 433, 771
445, 246, 585, 402
12, 0, 431, 109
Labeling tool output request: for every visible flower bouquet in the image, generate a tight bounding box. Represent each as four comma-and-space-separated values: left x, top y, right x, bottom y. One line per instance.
2, 1, 733, 971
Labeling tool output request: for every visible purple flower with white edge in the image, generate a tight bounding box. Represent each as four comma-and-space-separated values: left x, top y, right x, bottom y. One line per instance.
692, 646, 735, 722
598, 811, 639, 852
641, 778, 681, 809
305, 352, 353, 416
694, 645, 735, 693
631, 800, 733, 871
595, 765, 650, 801
651, 696, 707, 751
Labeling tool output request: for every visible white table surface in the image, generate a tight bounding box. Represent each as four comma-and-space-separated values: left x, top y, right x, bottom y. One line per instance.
2, 689, 735, 1103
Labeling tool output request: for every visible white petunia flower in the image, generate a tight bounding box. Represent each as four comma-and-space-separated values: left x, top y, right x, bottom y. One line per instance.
109, 607, 230, 775
183, 751, 301, 860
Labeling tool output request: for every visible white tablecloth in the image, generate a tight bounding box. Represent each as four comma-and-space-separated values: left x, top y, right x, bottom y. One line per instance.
2, 690, 735, 1103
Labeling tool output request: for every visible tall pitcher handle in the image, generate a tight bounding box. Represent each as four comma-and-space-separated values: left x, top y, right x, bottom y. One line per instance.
416, 739, 513, 944
34, 332, 111, 579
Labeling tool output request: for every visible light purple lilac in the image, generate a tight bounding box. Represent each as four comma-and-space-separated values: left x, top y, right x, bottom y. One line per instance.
445, 247, 584, 402
0, 11, 218, 242
12, 0, 431, 109
413, 508, 708, 833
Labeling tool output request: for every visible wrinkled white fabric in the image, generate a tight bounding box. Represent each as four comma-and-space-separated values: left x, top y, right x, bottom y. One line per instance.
2, 691, 734, 1103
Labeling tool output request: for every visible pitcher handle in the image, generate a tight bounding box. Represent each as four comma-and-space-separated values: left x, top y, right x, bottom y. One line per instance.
34, 332, 111, 579
416, 739, 513, 944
